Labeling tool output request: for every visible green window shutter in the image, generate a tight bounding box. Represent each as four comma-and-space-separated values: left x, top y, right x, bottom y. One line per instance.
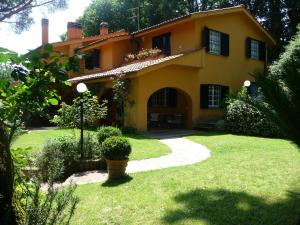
221, 85, 229, 108
221, 32, 229, 56
85, 52, 93, 70
93, 49, 100, 68
200, 84, 209, 109
259, 41, 266, 61
246, 37, 251, 58
202, 26, 210, 52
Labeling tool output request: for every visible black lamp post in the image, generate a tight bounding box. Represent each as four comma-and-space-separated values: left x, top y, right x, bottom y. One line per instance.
76, 82, 87, 159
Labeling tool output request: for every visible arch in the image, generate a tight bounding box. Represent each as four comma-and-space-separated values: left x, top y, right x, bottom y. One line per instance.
147, 87, 193, 130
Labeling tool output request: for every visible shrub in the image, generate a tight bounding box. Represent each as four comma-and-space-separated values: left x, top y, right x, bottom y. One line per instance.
97, 126, 122, 144
36, 135, 78, 181
102, 136, 132, 160
224, 99, 282, 137
120, 126, 138, 135
37, 133, 101, 181
51, 91, 107, 128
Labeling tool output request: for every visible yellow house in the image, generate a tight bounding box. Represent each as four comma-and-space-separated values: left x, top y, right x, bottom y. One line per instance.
40, 5, 275, 131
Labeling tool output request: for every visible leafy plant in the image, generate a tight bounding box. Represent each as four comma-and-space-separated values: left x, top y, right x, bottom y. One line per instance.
97, 126, 122, 144
248, 25, 300, 147
37, 132, 101, 181
0, 44, 79, 224
36, 135, 78, 181
52, 91, 107, 128
102, 136, 132, 160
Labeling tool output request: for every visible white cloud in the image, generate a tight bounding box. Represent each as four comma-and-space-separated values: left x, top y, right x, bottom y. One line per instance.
0, 0, 92, 54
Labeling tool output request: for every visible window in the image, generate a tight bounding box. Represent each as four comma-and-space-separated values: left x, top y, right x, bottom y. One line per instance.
152, 33, 171, 55
202, 27, 229, 56
209, 30, 221, 54
250, 39, 259, 59
85, 49, 100, 70
200, 84, 229, 109
148, 88, 177, 107
246, 37, 266, 61
208, 85, 221, 108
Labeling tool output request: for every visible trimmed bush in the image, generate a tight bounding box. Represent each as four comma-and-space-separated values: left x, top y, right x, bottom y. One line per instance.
97, 126, 122, 144
224, 99, 282, 137
102, 136, 132, 160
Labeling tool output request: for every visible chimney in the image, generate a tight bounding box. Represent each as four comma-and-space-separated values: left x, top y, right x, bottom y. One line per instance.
67, 22, 83, 40
41, 18, 49, 45
100, 22, 109, 35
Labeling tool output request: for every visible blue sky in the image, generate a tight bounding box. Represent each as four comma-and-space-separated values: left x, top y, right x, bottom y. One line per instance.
0, 0, 92, 54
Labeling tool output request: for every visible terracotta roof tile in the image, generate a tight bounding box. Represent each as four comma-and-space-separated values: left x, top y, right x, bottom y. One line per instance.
68, 54, 183, 83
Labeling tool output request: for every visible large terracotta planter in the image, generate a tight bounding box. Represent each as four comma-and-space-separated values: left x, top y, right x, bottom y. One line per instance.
106, 159, 128, 180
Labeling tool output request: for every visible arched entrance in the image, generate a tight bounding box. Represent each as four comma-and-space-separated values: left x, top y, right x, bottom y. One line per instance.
147, 87, 192, 130
99, 88, 117, 126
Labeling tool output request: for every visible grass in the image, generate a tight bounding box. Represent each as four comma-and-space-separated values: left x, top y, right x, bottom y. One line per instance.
70, 132, 300, 225
11, 128, 171, 161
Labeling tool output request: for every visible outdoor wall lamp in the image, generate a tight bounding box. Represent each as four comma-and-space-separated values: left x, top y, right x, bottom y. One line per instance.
244, 80, 251, 87
76, 82, 88, 159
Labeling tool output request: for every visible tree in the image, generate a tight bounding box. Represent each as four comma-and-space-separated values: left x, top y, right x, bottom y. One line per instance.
0, 44, 79, 225
250, 26, 300, 147
0, 0, 68, 33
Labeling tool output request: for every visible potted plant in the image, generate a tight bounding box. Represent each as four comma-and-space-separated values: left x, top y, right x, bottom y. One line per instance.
102, 136, 132, 180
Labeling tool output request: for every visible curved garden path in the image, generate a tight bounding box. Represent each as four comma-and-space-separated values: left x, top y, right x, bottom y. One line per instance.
62, 131, 211, 186
126, 137, 210, 173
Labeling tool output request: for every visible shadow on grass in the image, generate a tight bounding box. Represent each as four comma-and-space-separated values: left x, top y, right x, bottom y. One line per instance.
101, 175, 133, 187
162, 188, 300, 225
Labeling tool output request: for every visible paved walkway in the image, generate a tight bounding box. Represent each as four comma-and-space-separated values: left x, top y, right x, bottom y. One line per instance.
50, 130, 211, 186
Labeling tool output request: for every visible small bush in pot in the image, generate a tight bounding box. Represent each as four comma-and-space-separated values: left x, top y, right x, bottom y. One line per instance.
102, 136, 132, 179
97, 126, 122, 144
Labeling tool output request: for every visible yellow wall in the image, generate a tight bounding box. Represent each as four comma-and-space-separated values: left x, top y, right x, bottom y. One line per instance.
136, 20, 196, 54
123, 12, 269, 130
112, 39, 133, 67
78, 10, 273, 131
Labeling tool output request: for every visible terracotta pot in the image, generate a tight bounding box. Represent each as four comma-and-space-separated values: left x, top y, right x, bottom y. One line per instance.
106, 159, 128, 180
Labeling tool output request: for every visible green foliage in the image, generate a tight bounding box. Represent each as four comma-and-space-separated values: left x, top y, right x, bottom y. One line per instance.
224, 98, 282, 137
102, 136, 131, 160
97, 126, 122, 144
120, 126, 138, 135
0, 44, 79, 224
251, 26, 300, 147
36, 135, 78, 181
51, 91, 107, 128
37, 133, 101, 181
17, 176, 78, 225
0, 0, 68, 33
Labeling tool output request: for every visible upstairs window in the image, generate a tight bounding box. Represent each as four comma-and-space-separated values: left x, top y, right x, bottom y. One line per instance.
250, 39, 259, 59
209, 30, 221, 54
246, 37, 266, 61
152, 33, 171, 55
85, 49, 100, 70
200, 84, 229, 109
202, 27, 229, 56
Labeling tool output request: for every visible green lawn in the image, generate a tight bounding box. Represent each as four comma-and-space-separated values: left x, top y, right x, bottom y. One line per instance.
71, 132, 300, 225
11, 129, 171, 161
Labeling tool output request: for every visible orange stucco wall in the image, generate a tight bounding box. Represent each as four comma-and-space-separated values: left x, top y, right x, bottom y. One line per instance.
64, 9, 274, 131
122, 12, 270, 130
